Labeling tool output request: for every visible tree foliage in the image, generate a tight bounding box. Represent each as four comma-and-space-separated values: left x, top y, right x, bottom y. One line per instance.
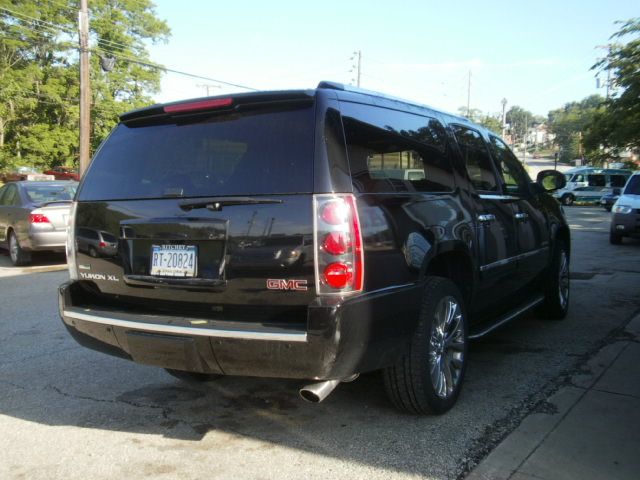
548, 95, 604, 162
584, 18, 640, 161
0, 0, 169, 171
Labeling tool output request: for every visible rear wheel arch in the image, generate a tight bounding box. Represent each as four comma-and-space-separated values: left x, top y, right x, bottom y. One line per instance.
420, 247, 475, 305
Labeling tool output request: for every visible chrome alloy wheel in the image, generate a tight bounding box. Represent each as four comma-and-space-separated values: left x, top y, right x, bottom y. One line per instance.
9, 233, 19, 264
558, 250, 570, 310
429, 296, 465, 399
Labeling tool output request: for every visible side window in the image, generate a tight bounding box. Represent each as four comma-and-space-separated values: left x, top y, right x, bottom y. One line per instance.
0, 186, 7, 205
2, 185, 18, 206
488, 136, 531, 195
587, 174, 605, 187
574, 174, 584, 183
341, 102, 455, 193
610, 175, 627, 188
451, 125, 498, 192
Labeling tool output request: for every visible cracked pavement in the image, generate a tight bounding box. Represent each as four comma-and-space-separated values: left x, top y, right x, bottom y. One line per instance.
1, 207, 639, 480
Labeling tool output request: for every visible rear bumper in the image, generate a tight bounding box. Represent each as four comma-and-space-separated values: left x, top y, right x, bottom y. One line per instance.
25, 230, 66, 251
59, 281, 421, 380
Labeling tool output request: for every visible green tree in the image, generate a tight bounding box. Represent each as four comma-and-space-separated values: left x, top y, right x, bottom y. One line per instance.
548, 95, 604, 163
0, 0, 169, 170
584, 18, 640, 161
505, 106, 534, 147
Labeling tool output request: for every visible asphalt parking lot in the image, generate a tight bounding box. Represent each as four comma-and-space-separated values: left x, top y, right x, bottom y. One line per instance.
1, 207, 639, 480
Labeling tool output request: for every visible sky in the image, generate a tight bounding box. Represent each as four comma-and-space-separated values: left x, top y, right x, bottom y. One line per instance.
147, 0, 638, 118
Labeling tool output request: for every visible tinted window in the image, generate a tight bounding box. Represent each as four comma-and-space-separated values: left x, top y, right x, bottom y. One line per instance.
23, 184, 77, 204
452, 125, 498, 192
79, 107, 314, 201
610, 175, 628, 188
587, 174, 605, 187
488, 136, 530, 195
341, 103, 454, 193
624, 175, 640, 195
0, 185, 6, 205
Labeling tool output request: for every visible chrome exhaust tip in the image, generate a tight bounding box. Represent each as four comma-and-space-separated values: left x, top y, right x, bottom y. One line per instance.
299, 374, 359, 403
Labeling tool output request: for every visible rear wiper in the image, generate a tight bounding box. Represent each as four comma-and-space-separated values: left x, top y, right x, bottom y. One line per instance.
179, 197, 283, 212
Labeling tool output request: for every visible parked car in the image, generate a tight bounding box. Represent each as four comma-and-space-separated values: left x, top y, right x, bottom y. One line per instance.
0, 181, 78, 265
1, 167, 54, 183
600, 189, 621, 212
44, 166, 80, 181
610, 172, 640, 244
554, 167, 632, 206
76, 227, 118, 258
59, 82, 570, 415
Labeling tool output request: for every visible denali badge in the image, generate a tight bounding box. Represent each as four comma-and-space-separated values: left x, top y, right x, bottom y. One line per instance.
267, 279, 308, 291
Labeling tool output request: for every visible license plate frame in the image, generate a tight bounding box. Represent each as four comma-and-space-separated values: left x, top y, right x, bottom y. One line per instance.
150, 244, 198, 277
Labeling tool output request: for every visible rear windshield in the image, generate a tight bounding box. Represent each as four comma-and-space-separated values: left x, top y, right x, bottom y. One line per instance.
23, 183, 77, 204
78, 107, 315, 201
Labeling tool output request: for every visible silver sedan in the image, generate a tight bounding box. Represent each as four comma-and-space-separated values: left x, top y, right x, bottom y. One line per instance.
0, 181, 78, 265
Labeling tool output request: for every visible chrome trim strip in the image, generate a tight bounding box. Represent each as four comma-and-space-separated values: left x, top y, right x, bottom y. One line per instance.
479, 194, 519, 201
64, 310, 308, 343
468, 295, 545, 340
479, 246, 549, 272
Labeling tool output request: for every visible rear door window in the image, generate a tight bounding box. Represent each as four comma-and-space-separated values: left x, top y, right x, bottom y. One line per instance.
341, 102, 454, 193
609, 175, 628, 188
451, 125, 499, 192
78, 106, 315, 201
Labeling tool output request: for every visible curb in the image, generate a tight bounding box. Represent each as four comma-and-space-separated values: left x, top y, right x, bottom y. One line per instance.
0, 264, 67, 277
466, 314, 640, 480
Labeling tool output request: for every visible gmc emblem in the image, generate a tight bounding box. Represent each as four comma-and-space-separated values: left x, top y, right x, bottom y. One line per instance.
267, 279, 308, 291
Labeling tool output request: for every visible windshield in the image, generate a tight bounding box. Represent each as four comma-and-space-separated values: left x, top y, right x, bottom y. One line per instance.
623, 175, 640, 195
23, 183, 77, 204
79, 106, 315, 201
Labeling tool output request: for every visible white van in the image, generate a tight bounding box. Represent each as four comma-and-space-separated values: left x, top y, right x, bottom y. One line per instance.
554, 167, 632, 205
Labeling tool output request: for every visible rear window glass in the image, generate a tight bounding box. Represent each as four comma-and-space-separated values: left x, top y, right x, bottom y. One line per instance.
23, 184, 77, 203
78, 107, 315, 201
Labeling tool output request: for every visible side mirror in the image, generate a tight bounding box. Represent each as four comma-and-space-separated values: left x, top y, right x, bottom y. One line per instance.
612, 188, 622, 196
536, 170, 566, 192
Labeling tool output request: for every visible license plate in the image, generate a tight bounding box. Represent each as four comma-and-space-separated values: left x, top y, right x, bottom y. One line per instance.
150, 245, 197, 277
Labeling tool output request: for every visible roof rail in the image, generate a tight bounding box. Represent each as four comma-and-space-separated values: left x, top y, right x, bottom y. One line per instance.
317, 80, 441, 114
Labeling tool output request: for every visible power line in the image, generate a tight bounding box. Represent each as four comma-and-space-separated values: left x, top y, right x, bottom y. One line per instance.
93, 46, 258, 91
2, 8, 259, 92
0, 6, 76, 35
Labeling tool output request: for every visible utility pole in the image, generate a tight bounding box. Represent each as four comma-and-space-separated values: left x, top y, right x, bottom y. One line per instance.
522, 115, 528, 165
351, 50, 362, 87
501, 98, 507, 138
466, 70, 471, 118
78, 0, 90, 176
196, 83, 221, 96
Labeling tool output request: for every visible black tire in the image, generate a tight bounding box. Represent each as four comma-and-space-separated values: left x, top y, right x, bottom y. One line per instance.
537, 241, 570, 319
165, 369, 222, 383
561, 194, 574, 206
8, 230, 31, 266
383, 277, 468, 415
609, 231, 623, 245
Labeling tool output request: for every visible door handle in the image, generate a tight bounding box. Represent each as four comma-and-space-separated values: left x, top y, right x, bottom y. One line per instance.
477, 213, 496, 224
515, 212, 529, 221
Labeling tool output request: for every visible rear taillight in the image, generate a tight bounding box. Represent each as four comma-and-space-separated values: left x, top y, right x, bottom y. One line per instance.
314, 194, 364, 295
30, 213, 51, 223
66, 202, 78, 280
99, 241, 106, 248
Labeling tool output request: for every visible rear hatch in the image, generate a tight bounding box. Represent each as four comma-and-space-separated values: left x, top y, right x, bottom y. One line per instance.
73, 92, 318, 326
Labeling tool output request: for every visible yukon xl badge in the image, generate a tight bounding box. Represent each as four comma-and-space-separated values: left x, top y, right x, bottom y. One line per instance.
267, 279, 308, 291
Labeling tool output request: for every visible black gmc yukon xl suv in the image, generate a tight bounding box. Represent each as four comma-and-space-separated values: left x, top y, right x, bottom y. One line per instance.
60, 82, 570, 414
